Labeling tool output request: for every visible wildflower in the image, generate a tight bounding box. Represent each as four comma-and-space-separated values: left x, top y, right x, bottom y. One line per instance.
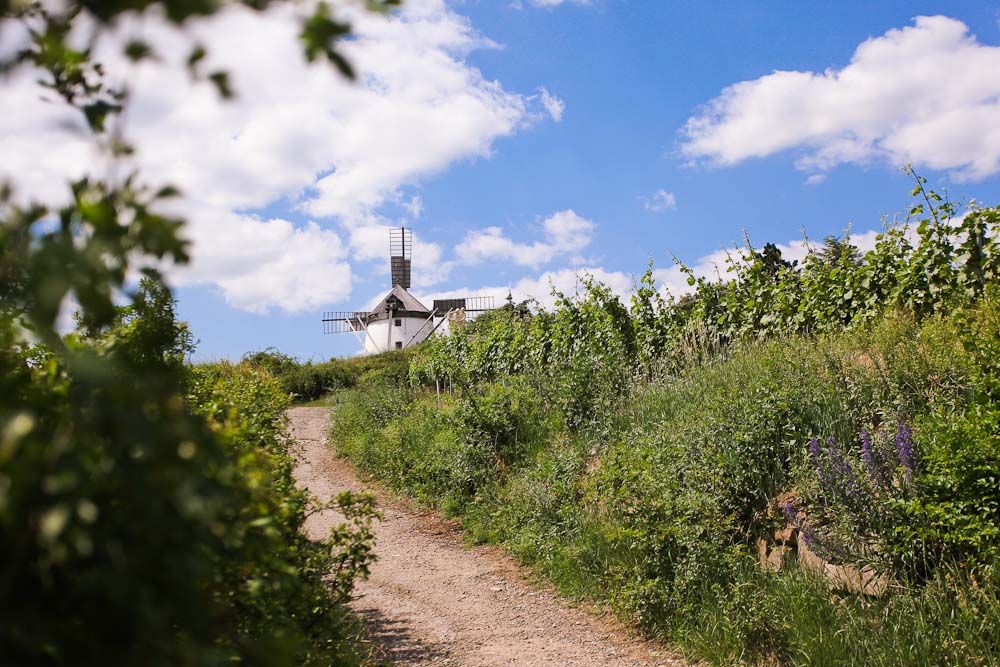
896, 421, 915, 484
782, 499, 797, 525
861, 427, 893, 491
808, 437, 822, 463
825, 441, 861, 504
861, 430, 874, 472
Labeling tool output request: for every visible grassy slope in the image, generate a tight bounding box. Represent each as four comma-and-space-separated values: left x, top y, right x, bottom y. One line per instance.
329, 308, 1000, 666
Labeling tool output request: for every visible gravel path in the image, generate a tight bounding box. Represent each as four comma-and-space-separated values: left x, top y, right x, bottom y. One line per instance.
288, 407, 688, 667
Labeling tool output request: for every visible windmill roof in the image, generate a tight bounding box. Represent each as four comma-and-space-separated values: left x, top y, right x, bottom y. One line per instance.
368, 285, 432, 320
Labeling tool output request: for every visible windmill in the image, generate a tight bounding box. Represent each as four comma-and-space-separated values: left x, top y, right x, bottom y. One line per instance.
322, 227, 495, 355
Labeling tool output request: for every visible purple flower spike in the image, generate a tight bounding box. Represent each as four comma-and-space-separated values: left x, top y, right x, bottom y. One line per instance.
861, 430, 875, 472
782, 500, 797, 525
808, 437, 822, 463
896, 421, 915, 484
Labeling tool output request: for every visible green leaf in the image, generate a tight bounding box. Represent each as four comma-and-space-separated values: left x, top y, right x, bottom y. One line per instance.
155, 185, 181, 199
300, 2, 354, 78
208, 71, 233, 99
123, 39, 154, 62
82, 100, 121, 132
186, 44, 207, 73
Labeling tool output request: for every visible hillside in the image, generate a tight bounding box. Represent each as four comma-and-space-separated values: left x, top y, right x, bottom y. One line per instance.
307, 190, 1000, 666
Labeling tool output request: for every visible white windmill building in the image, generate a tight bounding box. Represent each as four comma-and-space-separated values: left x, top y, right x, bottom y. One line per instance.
323, 227, 494, 355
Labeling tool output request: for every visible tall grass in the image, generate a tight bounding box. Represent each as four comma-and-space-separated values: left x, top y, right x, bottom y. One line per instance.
330, 305, 1000, 665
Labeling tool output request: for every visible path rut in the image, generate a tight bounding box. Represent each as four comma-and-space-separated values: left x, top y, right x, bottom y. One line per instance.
289, 406, 688, 667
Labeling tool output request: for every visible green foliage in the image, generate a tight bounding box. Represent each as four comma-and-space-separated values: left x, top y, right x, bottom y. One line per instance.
335, 286, 1000, 665
241, 348, 412, 404
188, 362, 379, 664
905, 407, 1000, 565
411, 277, 636, 433
898, 298, 1000, 567
1, 292, 378, 665
332, 377, 552, 514
675, 561, 1000, 667
0, 2, 386, 662
787, 299, 1000, 582
656, 169, 999, 359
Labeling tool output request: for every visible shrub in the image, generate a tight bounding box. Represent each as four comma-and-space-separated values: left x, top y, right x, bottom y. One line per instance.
0, 282, 377, 666
241, 350, 357, 403
241, 348, 413, 404
791, 299, 1000, 580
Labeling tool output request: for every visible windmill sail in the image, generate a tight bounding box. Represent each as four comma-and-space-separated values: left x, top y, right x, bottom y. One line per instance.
389, 227, 412, 288
322, 311, 373, 334
431, 296, 494, 313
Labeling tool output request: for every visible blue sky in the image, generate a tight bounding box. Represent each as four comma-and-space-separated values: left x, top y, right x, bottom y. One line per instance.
4, 1, 1000, 359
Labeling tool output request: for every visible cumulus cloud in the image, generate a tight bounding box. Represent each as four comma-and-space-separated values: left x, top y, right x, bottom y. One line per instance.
643, 189, 677, 212
0, 0, 556, 313
681, 16, 1000, 181
402, 194, 424, 218
419, 265, 632, 312
167, 205, 353, 314
301, 2, 533, 221
537, 87, 565, 122
455, 209, 596, 268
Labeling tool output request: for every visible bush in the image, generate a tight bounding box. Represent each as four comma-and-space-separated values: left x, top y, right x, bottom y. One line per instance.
410, 278, 637, 434
241, 350, 357, 403
0, 282, 377, 666
788, 299, 1000, 580
241, 348, 413, 404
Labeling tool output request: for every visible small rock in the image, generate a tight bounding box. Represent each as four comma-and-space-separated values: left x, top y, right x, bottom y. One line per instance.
774, 524, 795, 544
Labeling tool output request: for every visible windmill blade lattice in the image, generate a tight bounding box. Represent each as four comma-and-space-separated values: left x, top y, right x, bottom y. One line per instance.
322, 311, 374, 334
389, 227, 413, 288
431, 296, 494, 313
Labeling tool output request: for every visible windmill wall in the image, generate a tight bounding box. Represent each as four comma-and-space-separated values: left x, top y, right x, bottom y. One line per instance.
363, 316, 433, 355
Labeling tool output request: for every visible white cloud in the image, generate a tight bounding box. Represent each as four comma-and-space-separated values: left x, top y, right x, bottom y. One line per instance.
402, 194, 424, 218
537, 87, 565, 122
167, 204, 353, 314
643, 189, 677, 212
419, 265, 632, 312
0, 0, 556, 313
301, 2, 533, 221
681, 16, 1000, 182
455, 209, 596, 268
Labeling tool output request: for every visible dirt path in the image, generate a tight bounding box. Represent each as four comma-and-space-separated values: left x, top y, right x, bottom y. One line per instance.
288, 407, 688, 667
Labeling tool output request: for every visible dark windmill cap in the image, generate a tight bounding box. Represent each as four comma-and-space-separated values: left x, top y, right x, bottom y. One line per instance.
368, 285, 432, 321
